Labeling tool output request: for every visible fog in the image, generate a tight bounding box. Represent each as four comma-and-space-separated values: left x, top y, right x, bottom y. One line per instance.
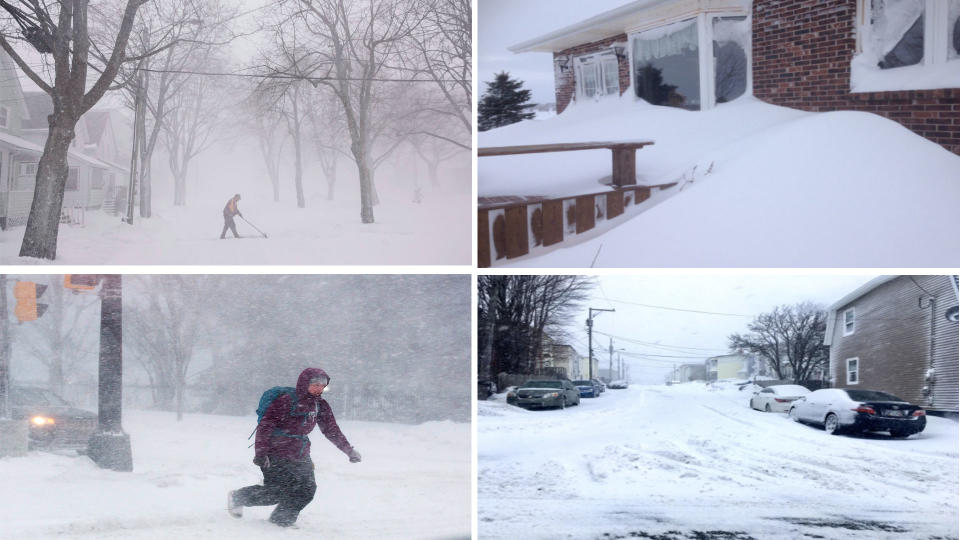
4, 274, 471, 424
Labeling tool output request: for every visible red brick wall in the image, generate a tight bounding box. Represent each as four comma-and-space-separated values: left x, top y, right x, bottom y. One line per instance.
753, 0, 960, 154
554, 34, 631, 114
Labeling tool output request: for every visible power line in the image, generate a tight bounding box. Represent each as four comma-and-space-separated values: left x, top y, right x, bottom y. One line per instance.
600, 296, 755, 318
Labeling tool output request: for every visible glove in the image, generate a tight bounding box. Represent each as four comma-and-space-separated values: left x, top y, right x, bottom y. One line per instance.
253, 455, 271, 468
347, 448, 361, 463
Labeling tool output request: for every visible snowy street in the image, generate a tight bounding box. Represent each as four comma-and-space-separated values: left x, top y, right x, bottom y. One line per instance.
478, 382, 959, 539
0, 411, 470, 539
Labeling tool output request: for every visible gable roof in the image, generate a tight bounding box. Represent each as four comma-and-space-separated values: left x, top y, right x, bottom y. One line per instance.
22, 92, 51, 129
823, 275, 898, 346
83, 110, 110, 143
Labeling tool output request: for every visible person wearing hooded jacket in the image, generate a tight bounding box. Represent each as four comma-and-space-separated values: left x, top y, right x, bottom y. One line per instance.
220, 194, 242, 239
228, 368, 361, 528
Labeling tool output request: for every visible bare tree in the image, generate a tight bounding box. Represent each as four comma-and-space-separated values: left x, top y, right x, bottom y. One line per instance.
161, 62, 224, 206
306, 88, 349, 201
238, 87, 287, 202
729, 303, 830, 385
0, 0, 153, 259
285, 0, 424, 223
125, 275, 219, 420
410, 0, 470, 149
478, 275, 595, 377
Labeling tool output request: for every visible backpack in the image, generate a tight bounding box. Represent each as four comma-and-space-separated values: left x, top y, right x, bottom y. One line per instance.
247, 386, 316, 458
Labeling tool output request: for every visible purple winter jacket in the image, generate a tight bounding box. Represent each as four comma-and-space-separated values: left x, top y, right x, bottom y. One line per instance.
254, 368, 353, 462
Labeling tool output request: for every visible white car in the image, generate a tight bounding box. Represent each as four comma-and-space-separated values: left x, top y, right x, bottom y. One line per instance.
749, 384, 810, 413
789, 388, 926, 437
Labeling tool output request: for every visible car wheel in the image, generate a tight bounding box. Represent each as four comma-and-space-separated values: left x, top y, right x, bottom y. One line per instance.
824, 413, 841, 435
789, 407, 800, 422
764, 404, 771, 413
560, 397, 566, 410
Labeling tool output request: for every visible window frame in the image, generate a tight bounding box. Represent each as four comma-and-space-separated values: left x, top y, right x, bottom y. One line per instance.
574, 50, 622, 100
626, 10, 752, 111
0, 105, 8, 128
856, 0, 960, 71
842, 307, 856, 336
64, 167, 80, 192
846, 357, 860, 385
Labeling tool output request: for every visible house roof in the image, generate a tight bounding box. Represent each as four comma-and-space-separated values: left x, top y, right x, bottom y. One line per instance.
0, 129, 44, 153
22, 92, 50, 129
823, 275, 899, 346
509, 0, 749, 53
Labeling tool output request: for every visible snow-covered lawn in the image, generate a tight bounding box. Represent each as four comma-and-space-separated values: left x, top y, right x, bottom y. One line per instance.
0, 410, 470, 539
479, 97, 960, 267
478, 382, 959, 539
0, 187, 471, 265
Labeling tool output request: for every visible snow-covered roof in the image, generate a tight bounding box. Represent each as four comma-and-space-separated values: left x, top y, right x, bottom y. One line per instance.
509, 0, 749, 53
823, 276, 899, 345
0, 129, 44, 153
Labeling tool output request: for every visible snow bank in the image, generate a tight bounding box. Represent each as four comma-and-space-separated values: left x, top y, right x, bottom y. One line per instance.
0, 410, 470, 539
479, 96, 960, 267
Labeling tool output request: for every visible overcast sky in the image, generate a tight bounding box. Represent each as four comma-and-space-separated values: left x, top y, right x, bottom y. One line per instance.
478, 0, 631, 105
561, 273, 880, 385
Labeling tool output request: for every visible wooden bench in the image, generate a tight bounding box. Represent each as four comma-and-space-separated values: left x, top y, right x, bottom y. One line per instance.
478, 141, 655, 187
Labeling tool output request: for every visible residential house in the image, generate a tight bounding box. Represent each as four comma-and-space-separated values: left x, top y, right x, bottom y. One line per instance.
677, 363, 706, 383
824, 275, 959, 416
542, 340, 585, 380
21, 92, 129, 217
705, 352, 762, 381
510, 0, 959, 154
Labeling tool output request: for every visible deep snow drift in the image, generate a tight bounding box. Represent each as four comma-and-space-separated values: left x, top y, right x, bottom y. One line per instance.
478, 96, 960, 267
478, 382, 959, 539
0, 410, 470, 539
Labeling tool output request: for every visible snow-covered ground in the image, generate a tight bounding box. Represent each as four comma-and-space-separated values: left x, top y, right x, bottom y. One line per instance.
0, 191, 471, 265
478, 382, 959, 539
479, 96, 960, 267
0, 410, 470, 539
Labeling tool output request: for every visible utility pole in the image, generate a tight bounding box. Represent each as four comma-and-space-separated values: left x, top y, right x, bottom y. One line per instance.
0, 274, 9, 419
587, 307, 614, 380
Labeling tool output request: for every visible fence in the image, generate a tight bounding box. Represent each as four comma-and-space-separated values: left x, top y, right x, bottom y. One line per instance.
478, 183, 676, 267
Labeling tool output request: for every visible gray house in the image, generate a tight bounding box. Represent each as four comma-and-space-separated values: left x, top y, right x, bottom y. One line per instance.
824, 275, 959, 416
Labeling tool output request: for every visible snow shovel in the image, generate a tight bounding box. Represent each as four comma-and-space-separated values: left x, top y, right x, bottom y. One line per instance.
240, 216, 268, 238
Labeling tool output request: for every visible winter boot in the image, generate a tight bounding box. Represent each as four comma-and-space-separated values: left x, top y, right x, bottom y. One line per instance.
227, 490, 243, 518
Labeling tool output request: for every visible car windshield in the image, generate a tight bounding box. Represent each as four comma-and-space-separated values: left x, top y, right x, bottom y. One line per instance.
12, 387, 72, 407
573, 380, 593, 386
522, 381, 562, 389
845, 390, 905, 402
772, 385, 810, 395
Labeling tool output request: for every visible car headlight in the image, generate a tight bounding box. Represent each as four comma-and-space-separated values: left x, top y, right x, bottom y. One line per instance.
544, 392, 560, 398
31, 416, 55, 426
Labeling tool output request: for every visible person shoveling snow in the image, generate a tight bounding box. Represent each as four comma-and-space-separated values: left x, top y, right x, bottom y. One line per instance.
220, 193, 243, 239
228, 368, 362, 528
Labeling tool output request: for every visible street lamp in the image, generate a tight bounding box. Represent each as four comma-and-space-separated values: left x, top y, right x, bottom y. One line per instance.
587, 307, 614, 380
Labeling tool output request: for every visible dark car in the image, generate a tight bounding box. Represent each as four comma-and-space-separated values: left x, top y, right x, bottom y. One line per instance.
10, 386, 98, 449
515, 380, 580, 410
478, 380, 497, 400
789, 388, 926, 438
572, 380, 600, 398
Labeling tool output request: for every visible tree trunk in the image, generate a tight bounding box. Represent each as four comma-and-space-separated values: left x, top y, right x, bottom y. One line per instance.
271, 168, 280, 202
292, 97, 305, 209
326, 174, 336, 201
358, 158, 375, 224
174, 170, 187, 206
19, 122, 76, 260
138, 163, 151, 218
428, 162, 439, 187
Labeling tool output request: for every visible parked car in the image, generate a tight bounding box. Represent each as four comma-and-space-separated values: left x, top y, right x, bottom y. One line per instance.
515, 380, 580, 410
608, 380, 629, 389
750, 384, 810, 412
10, 386, 98, 449
789, 388, 926, 438
478, 380, 497, 400
505, 386, 518, 406
592, 379, 606, 393
572, 380, 600, 398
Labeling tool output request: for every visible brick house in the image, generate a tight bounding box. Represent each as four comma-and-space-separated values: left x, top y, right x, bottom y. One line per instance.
824, 275, 959, 416
510, 0, 959, 154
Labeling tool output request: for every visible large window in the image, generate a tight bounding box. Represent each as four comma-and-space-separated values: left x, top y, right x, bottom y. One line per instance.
632, 19, 700, 110
575, 52, 620, 99
713, 17, 749, 103
13, 162, 36, 191
856, 0, 960, 88
629, 13, 750, 111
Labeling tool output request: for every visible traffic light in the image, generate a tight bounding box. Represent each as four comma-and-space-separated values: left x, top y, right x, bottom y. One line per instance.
13, 281, 48, 323
64, 274, 100, 291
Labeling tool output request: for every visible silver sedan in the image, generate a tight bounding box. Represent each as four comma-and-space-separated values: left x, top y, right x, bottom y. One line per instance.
749, 384, 811, 413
